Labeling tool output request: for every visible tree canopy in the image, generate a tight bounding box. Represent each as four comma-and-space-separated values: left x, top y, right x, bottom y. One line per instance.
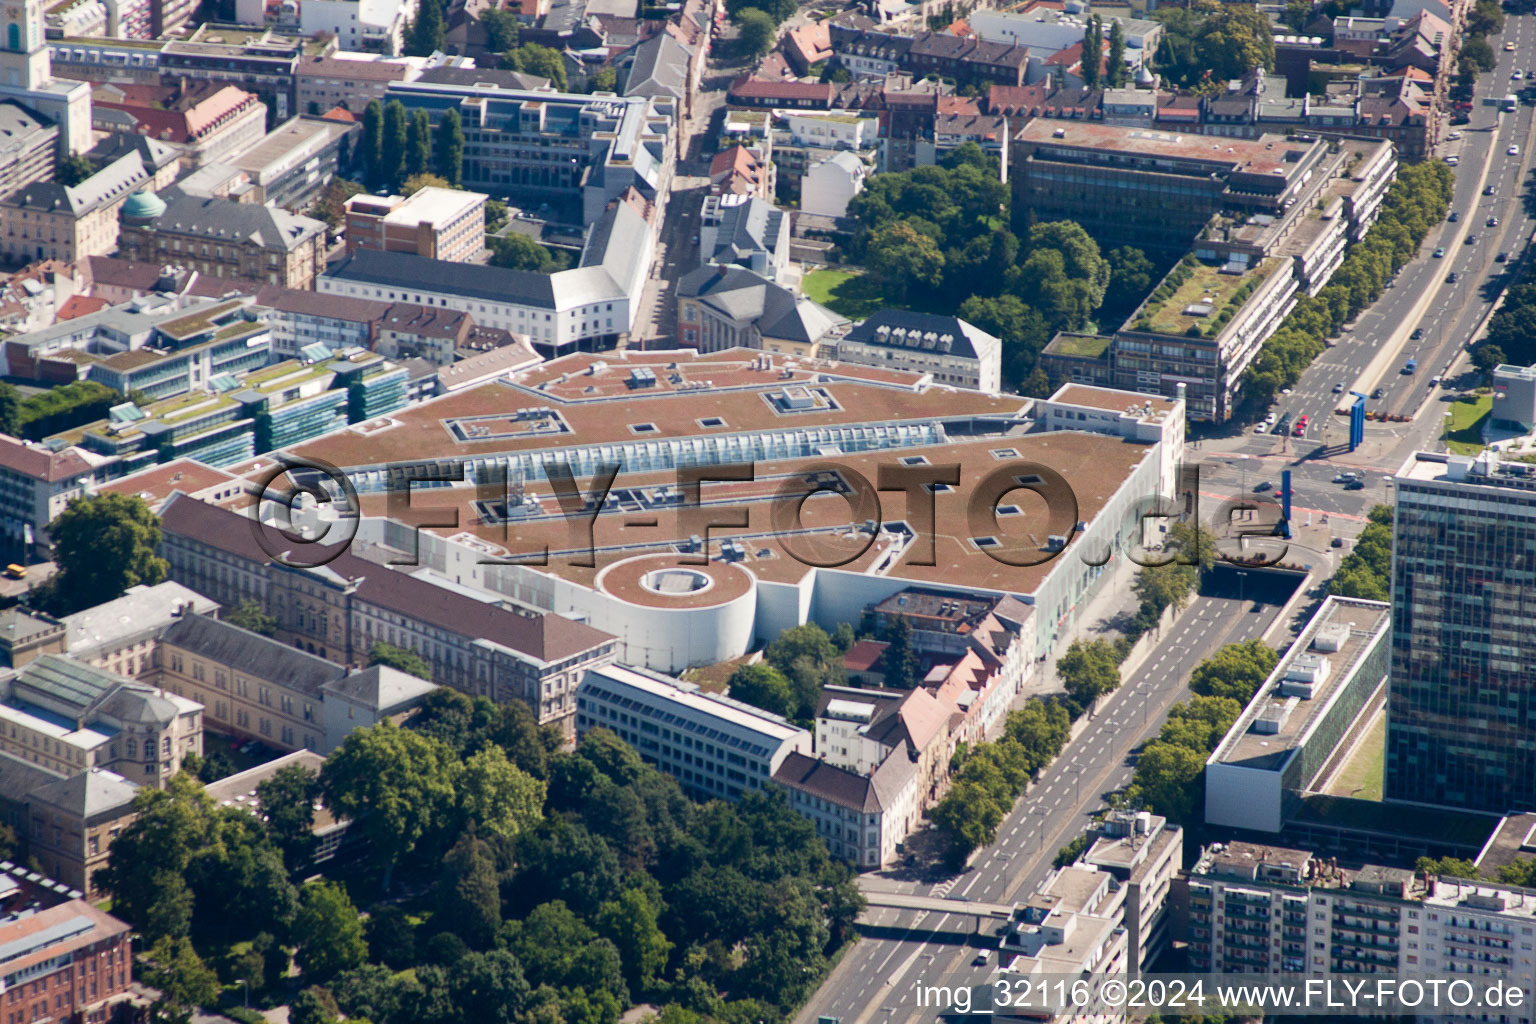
503, 43, 567, 90
1329, 505, 1392, 602
45, 492, 168, 615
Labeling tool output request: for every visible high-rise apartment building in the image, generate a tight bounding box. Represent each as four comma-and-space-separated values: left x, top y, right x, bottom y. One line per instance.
1388, 450, 1536, 813
1187, 839, 1536, 1013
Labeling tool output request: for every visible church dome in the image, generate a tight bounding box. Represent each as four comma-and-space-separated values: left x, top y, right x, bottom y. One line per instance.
120, 190, 165, 221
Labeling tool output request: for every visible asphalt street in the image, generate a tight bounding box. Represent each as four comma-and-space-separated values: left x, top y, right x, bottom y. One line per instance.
793, 571, 1297, 1024
793, 17, 1536, 1024
1229, 13, 1536, 456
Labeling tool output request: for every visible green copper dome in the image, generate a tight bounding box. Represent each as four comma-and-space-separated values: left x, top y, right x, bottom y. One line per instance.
121, 190, 166, 220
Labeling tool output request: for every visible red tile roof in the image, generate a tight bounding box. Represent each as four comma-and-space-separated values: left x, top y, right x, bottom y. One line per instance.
0, 434, 94, 483
55, 295, 109, 321
728, 74, 833, 102
159, 493, 616, 663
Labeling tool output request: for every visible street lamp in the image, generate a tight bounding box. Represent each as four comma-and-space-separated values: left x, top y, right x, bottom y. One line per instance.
1069, 764, 1087, 803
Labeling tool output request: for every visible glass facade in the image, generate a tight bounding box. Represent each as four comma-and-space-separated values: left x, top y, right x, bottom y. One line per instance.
1388, 470, 1536, 812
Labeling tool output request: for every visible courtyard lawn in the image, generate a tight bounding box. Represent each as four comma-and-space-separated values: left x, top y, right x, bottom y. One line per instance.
1443, 393, 1492, 455
1326, 710, 1384, 801
802, 268, 885, 320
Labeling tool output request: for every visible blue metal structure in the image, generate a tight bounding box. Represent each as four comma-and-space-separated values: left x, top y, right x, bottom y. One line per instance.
1348, 391, 1367, 451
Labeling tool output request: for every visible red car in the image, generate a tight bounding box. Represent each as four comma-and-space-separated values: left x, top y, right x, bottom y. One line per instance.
1293, 415, 1309, 436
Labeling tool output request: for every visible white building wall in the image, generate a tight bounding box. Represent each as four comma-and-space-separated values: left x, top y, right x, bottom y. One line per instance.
1203, 761, 1287, 833
801, 157, 864, 218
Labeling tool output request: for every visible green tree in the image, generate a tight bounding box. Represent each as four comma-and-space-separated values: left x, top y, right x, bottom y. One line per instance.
596, 889, 673, 995
1025, 221, 1110, 326
289, 987, 340, 1024
55, 152, 96, 186
1497, 858, 1536, 886
198, 748, 236, 783
1473, 343, 1507, 378
764, 623, 843, 719
1057, 638, 1120, 711
406, 109, 432, 179
368, 640, 432, 679
882, 616, 919, 689
1416, 856, 1481, 879
225, 598, 277, 637
434, 108, 464, 186
1054, 832, 1089, 868
364, 906, 417, 971
1106, 19, 1126, 87
485, 197, 508, 233
1330, 510, 1393, 601
490, 232, 565, 272
1461, 35, 1496, 72
587, 65, 618, 92
866, 221, 945, 303
1127, 741, 1207, 822
256, 762, 317, 865
402, 172, 452, 195
481, 6, 518, 51
361, 101, 384, 187
147, 936, 218, 1023
0, 381, 19, 436
504, 43, 568, 90
735, 7, 776, 59
1081, 16, 1101, 90
726, 662, 796, 718
49, 493, 167, 616
1188, 639, 1278, 704
455, 744, 546, 841
292, 880, 368, 981
409, 0, 445, 56
16, 380, 121, 439
930, 778, 1005, 864
1105, 245, 1155, 315
437, 830, 501, 948
958, 292, 1051, 386
320, 720, 458, 887
383, 100, 408, 189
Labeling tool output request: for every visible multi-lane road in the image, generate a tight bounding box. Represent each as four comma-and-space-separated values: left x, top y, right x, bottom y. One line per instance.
796, 18, 1536, 1024
794, 571, 1297, 1024
1237, 13, 1536, 456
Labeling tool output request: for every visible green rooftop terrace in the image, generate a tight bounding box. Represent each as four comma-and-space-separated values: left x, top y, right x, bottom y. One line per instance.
58, 35, 165, 49
1045, 333, 1113, 359
157, 301, 247, 341
1130, 256, 1278, 338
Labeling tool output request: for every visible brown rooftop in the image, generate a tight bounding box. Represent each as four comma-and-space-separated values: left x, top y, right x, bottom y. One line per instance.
282, 350, 1029, 470
158, 493, 615, 664
338, 431, 1154, 599
0, 435, 93, 483
1016, 120, 1315, 178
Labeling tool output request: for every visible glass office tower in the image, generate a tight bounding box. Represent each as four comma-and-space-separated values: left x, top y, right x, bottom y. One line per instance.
1388, 451, 1536, 813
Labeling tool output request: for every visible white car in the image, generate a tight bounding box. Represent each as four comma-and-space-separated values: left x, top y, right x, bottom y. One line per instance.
1511, 145, 1522, 156
1265, 412, 1278, 425
1448, 130, 1463, 140
1446, 154, 1460, 166
1507, 40, 1518, 50
1255, 422, 1268, 433
1517, 70, 1526, 80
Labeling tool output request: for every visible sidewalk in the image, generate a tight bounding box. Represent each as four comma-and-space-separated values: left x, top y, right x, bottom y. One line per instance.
1015, 550, 1143, 706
